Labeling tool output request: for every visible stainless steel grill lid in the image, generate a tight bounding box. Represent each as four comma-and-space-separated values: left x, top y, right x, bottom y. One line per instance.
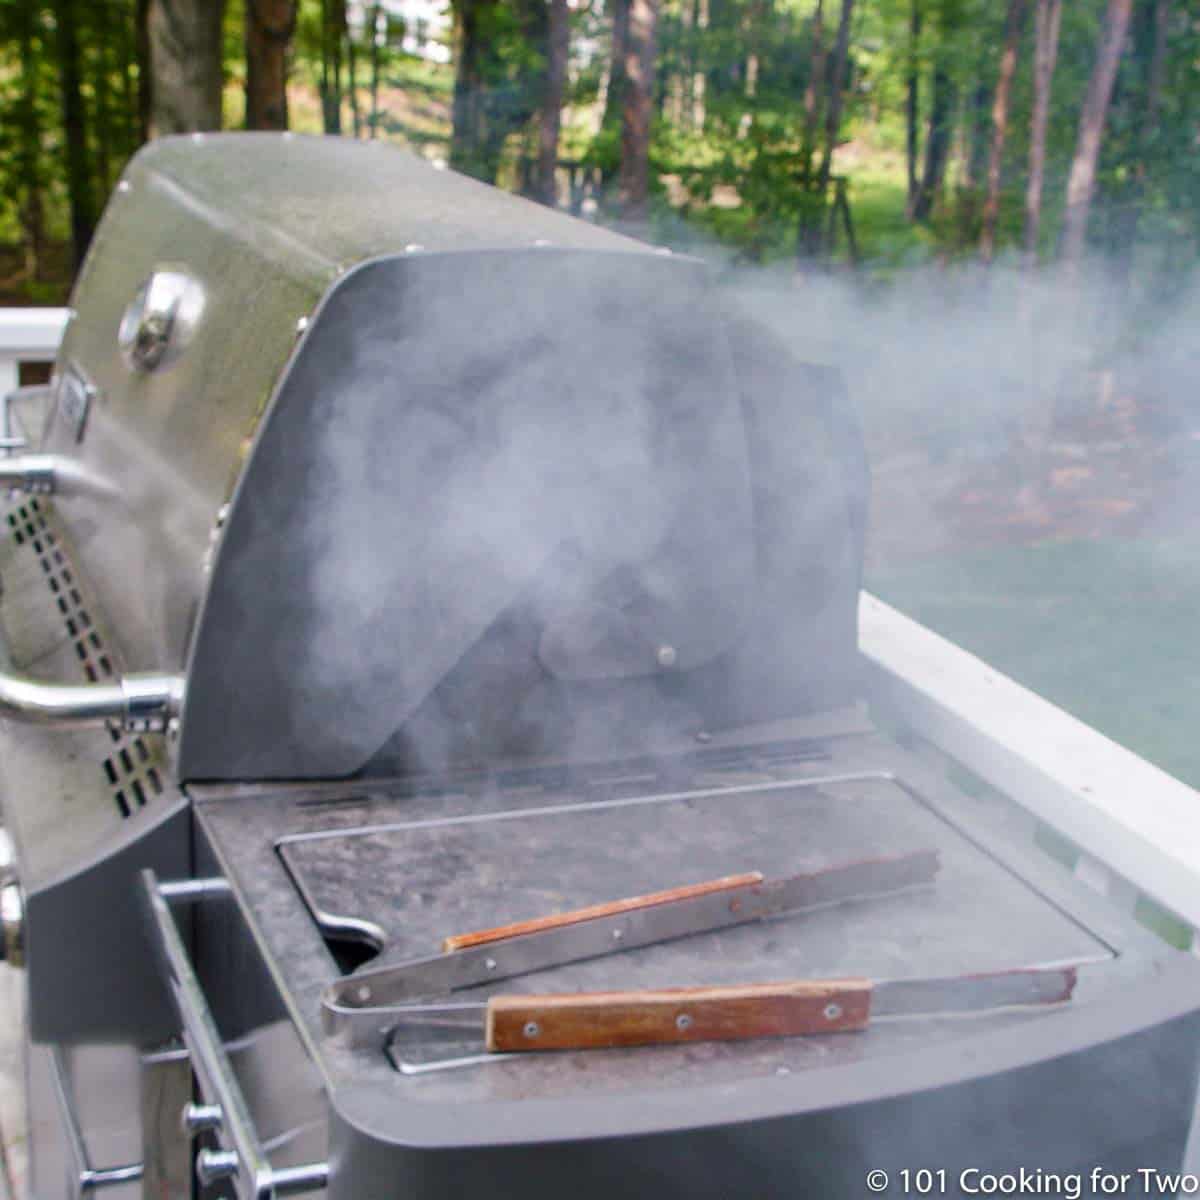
180, 250, 755, 779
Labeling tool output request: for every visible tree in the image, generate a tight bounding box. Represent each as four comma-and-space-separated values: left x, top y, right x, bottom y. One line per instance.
319, 0, 344, 133
1108, 0, 1170, 281
1022, 0, 1062, 263
979, 0, 1027, 261
910, 0, 956, 225
368, 3, 384, 137
536, 0, 569, 206
600, 0, 630, 144
14, 0, 47, 279
450, 0, 547, 183
617, 0, 658, 218
904, 0, 920, 217
54, 0, 96, 268
245, 0, 296, 130
1060, 0, 1134, 267
135, 0, 151, 141
147, 0, 226, 134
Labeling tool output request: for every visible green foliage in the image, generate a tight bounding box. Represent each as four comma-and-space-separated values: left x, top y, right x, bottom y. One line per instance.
1, 0, 1198, 298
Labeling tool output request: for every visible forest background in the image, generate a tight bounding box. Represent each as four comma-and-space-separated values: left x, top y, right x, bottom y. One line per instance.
0, 0, 1196, 299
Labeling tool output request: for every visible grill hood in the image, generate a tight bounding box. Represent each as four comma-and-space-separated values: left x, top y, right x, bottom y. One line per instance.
31, 134, 866, 782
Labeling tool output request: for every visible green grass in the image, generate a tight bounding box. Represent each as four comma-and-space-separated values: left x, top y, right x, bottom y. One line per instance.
866, 536, 1200, 790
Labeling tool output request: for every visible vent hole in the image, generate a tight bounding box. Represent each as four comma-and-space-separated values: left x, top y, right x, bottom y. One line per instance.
118, 748, 134, 774
98, 654, 112, 676
66, 619, 78, 636
103, 759, 117, 785
114, 790, 130, 819
56, 597, 67, 614
108, 726, 121, 744
134, 739, 149, 762
84, 664, 97, 682
88, 631, 101, 650
131, 780, 147, 808
147, 767, 163, 794
74, 642, 86, 661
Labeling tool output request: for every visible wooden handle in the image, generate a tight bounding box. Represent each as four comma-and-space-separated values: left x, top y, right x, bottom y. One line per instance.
442, 872, 764, 953
486, 978, 873, 1052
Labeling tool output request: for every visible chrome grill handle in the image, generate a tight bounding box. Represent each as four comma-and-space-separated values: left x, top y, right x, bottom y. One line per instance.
139, 870, 329, 1200
0, 653, 184, 732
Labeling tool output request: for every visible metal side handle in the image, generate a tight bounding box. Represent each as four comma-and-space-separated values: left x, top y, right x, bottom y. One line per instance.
1, 384, 185, 732
138, 870, 329, 1200
47, 1045, 144, 1195
0, 571, 184, 732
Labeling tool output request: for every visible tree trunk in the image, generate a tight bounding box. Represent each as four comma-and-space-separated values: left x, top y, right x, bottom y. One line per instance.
320, 0, 345, 134
904, 0, 921, 216
54, 0, 96, 269
16, 0, 47, 280
1060, 0, 1134, 267
911, 49, 953, 222
537, 0, 569, 206
136, 0, 152, 142
370, 5, 382, 137
979, 0, 1027, 261
816, 0, 854, 198
119, 0, 142, 151
617, 0, 658, 219
451, 0, 485, 173
147, 0, 226, 134
347, 23, 362, 136
91, 0, 115, 194
797, 0, 852, 259
802, 0, 825, 178
964, 78, 989, 190
1022, 0, 1061, 263
1109, 0, 1170, 285
245, 0, 296, 130
691, 0, 708, 128
601, 0, 630, 136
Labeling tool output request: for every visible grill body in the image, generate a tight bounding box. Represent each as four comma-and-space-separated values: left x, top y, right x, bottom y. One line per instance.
1, 134, 1199, 1200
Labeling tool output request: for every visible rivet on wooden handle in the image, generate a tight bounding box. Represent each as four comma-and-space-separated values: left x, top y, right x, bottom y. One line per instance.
485, 979, 873, 1052
442, 872, 765, 953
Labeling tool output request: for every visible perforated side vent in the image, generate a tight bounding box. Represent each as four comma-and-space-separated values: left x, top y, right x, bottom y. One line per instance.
6, 498, 168, 819
101, 731, 166, 818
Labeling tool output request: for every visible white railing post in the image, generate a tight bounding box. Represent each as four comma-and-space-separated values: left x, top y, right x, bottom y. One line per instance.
0, 308, 69, 396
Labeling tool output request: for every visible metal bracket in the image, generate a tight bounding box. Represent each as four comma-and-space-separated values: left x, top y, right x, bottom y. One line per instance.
0, 384, 52, 455
47, 1045, 144, 1196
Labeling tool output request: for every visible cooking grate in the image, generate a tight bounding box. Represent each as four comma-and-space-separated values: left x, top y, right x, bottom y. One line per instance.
5, 498, 166, 818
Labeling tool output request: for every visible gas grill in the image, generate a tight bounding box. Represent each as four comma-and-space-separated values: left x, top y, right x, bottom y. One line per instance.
2, 133, 1200, 1199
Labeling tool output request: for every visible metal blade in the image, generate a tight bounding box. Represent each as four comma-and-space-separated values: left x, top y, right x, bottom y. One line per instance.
324, 849, 939, 1024
873, 966, 1078, 1018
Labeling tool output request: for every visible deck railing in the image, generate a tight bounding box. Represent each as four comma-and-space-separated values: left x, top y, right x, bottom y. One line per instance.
0, 308, 69, 396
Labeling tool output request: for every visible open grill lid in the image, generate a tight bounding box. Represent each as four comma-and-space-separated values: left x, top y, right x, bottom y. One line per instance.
21, 134, 865, 782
